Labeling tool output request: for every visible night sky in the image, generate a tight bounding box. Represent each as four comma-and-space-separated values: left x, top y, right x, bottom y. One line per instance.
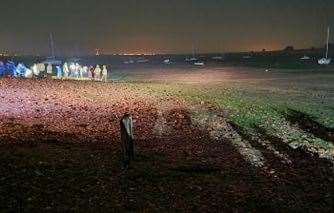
0, 0, 333, 56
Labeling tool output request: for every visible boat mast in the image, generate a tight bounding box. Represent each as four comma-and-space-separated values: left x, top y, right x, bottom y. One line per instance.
325, 26, 330, 59
49, 33, 55, 59
192, 43, 195, 58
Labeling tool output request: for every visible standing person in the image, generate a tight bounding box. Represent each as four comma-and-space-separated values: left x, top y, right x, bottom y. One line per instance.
101, 65, 108, 82
94, 65, 101, 81
0, 61, 5, 77
38, 63, 46, 78
6, 61, 16, 77
46, 63, 53, 79
74, 63, 80, 79
63, 63, 69, 79
16, 63, 29, 77
77, 63, 83, 79
31, 64, 39, 77
69, 63, 76, 77
83, 66, 88, 79
56, 66, 62, 79
89, 65, 95, 80
25, 67, 33, 78
15, 63, 23, 77
87, 66, 92, 79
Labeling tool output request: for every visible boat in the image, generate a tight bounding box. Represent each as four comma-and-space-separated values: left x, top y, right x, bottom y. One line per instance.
212, 56, 223, 60
318, 26, 331, 65
185, 56, 198, 62
190, 45, 204, 66
163, 59, 172, 64
194, 62, 205, 66
186, 43, 199, 62
41, 57, 62, 65
67, 57, 81, 63
300, 55, 311, 60
318, 58, 331, 65
242, 55, 252, 59
136, 57, 149, 63
124, 59, 135, 64
185, 57, 198, 62
41, 33, 62, 65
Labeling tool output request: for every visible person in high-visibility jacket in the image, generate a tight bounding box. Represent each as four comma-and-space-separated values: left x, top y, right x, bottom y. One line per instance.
101, 65, 108, 82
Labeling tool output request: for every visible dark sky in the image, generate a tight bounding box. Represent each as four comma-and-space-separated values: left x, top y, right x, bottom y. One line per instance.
0, 0, 333, 55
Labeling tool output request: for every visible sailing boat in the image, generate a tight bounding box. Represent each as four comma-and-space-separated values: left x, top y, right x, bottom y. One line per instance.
186, 44, 198, 62
190, 44, 198, 61
300, 55, 311, 60
189, 43, 205, 66
42, 33, 62, 65
318, 26, 331, 65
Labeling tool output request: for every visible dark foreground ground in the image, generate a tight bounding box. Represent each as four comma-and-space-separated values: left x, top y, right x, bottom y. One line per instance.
0, 133, 333, 212
0, 124, 332, 212
0, 67, 333, 212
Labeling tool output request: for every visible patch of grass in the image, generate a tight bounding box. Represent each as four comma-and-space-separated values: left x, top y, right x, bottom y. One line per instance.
131, 81, 334, 157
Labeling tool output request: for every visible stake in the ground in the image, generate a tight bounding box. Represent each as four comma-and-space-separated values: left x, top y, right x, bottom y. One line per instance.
120, 113, 134, 168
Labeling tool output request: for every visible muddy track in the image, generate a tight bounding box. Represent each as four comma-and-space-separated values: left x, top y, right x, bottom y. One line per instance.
228, 121, 333, 211
285, 109, 334, 143
228, 121, 291, 169
1, 110, 333, 212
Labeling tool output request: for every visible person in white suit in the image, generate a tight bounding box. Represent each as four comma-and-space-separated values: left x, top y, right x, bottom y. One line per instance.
63, 62, 69, 79
25, 68, 33, 78
69, 63, 76, 77
101, 65, 108, 82
38, 63, 45, 78
94, 65, 101, 81
83, 66, 88, 79
31, 64, 39, 77
74, 63, 80, 78
78, 64, 83, 79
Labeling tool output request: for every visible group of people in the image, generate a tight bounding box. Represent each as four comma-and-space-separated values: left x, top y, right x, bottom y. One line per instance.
0, 61, 109, 82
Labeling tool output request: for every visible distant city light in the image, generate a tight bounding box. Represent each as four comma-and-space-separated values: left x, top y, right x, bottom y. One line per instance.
95, 48, 100, 56
117, 53, 157, 56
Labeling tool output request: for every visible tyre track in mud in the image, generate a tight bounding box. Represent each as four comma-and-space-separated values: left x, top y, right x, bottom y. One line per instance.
188, 105, 333, 211
285, 109, 334, 144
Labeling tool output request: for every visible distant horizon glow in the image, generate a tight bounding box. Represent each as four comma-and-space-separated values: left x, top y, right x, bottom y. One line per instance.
0, 0, 333, 56
1, 44, 331, 57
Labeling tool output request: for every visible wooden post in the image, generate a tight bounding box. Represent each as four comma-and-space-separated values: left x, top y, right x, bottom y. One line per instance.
120, 114, 134, 168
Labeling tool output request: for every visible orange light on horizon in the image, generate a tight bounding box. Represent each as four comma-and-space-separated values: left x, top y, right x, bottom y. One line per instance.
117, 52, 157, 56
